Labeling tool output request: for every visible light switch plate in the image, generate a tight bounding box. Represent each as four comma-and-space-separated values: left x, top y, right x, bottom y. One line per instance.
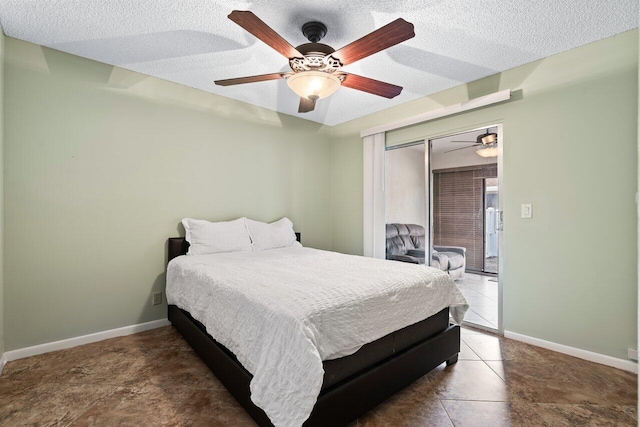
521, 204, 532, 219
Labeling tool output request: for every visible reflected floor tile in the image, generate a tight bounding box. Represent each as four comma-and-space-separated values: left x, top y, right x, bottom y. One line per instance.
426, 361, 508, 401
457, 273, 498, 294
462, 311, 496, 330
457, 277, 498, 329
459, 341, 481, 361
462, 332, 550, 362
485, 360, 506, 381
460, 326, 484, 337
461, 294, 495, 309
358, 391, 453, 427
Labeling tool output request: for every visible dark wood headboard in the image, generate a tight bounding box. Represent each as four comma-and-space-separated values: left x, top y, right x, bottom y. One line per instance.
168, 232, 301, 264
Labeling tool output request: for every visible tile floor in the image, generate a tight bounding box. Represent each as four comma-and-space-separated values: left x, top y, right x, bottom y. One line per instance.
484, 256, 498, 274
456, 273, 499, 330
0, 326, 636, 426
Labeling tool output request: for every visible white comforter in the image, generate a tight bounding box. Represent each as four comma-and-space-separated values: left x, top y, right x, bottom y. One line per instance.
166, 247, 468, 427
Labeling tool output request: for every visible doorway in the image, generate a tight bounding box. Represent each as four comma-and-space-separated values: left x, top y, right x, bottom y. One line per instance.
383, 124, 503, 332
429, 125, 502, 332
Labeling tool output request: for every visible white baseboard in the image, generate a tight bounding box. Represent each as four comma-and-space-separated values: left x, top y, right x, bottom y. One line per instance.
504, 330, 638, 373
3, 318, 171, 364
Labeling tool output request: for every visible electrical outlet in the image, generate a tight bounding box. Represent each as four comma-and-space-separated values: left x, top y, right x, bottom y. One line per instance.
628, 348, 638, 361
152, 291, 162, 306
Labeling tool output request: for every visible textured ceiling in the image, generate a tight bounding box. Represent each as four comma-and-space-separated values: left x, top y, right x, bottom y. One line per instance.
0, 1, 637, 126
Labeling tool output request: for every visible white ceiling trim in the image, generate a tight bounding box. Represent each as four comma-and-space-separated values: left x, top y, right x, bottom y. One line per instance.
360, 89, 511, 137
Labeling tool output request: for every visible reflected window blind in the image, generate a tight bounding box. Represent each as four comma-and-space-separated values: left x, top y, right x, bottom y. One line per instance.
433, 165, 497, 272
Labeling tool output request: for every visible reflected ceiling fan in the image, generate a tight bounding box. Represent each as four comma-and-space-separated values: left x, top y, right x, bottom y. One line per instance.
214, 11, 415, 113
444, 129, 498, 158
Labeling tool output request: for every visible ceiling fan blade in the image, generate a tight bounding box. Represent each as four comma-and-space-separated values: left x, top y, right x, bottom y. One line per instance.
341, 73, 403, 98
450, 140, 478, 143
332, 18, 415, 66
228, 11, 303, 59
444, 145, 480, 154
298, 97, 316, 113
215, 72, 285, 86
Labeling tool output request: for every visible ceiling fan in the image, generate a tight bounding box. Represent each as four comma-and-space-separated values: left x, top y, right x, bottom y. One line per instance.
444, 129, 499, 157
214, 11, 415, 113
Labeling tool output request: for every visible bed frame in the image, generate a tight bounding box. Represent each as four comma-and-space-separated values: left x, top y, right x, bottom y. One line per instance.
166, 236, 460, 427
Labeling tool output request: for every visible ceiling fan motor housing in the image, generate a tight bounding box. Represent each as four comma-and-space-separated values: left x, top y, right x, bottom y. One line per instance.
289, 42, 343, 75
477, 132, 498, 145
302, 21, 328, 43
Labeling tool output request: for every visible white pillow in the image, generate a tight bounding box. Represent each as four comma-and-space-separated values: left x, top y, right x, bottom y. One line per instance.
246, 218, 301, 251
182, 217, 253, 255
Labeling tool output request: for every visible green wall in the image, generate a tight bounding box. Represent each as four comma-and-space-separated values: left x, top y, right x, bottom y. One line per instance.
329, 30, 638, 360
3, 38, 332, 350
2, 29, 638, 362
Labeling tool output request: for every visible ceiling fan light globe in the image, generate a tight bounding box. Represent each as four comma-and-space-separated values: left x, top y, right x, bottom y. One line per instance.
476, 146, 498, 158
287, 71, 341, 100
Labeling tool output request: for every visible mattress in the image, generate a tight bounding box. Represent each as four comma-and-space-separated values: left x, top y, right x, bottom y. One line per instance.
166, 246, 467, 427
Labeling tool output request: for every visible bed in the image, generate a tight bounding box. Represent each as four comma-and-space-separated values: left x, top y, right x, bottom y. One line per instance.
166, 235, 466, 427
